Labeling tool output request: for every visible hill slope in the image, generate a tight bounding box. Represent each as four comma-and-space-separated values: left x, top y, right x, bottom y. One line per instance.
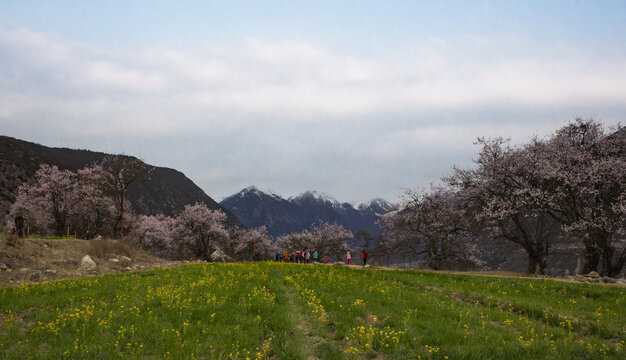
0, 136, 241, 225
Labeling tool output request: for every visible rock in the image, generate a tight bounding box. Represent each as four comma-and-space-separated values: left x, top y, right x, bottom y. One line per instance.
587, 271, 600, 278
603, 277, 617, 283
120, 256, 131, 265
124, 266, 132, 272
45, 269, 57, 275
0, 263, 7, 271
109, 258, 120, 263
80, 255, 97, 268
210, 249, 231, 263
19, 267, 30, 272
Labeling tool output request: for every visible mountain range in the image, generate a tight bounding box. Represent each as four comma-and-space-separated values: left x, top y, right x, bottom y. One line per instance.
219, 186, 396, 237
0, 136, 241, 226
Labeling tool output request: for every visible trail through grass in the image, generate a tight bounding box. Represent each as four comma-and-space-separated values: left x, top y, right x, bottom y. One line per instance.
1, 262, 624, 359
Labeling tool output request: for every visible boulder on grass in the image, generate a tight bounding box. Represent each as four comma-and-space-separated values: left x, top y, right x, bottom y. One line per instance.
81, 255, 97, 268
210, 249, 231, 263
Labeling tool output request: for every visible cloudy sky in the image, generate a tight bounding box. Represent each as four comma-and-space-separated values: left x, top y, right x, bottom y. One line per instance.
1, 1, 625, 204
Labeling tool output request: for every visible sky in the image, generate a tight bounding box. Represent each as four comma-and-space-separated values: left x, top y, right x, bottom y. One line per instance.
1, 1, 625, 205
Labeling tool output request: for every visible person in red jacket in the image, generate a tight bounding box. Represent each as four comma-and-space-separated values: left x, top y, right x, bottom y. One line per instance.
361, 249, 367, 266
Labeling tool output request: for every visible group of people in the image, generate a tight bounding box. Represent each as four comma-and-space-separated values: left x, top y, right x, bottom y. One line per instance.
274, 249, 368, 266
275, 250, 317, 263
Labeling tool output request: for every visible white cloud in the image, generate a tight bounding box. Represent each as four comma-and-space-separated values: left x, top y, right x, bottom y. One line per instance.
1, 27, 625, 202
2, 28, 625, 126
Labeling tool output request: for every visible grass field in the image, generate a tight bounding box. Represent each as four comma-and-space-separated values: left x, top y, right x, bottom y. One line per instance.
1, 262, 624, 359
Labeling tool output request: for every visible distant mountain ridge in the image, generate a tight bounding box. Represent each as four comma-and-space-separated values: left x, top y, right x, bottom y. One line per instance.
0, 136, 241, 226
220, 186, 395, 237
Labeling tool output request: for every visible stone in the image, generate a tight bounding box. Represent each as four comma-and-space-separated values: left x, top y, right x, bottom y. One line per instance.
603, 277, 617, 283
587, 271, 600, 278
19, 267, 30, 272
210, 249, 231, 263
45, 269, 57, 275
0, 263, 7, 271
124, 266, 132, 272
80, 255, 97, 268
109, 258, 120, 263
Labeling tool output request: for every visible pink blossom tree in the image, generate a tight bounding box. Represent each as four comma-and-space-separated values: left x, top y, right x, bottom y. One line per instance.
277, 231, 312, 253
72, 165, 117, 237
527, 119, 625, 276
174, 203, 229, 261
10, 165, 79, 236
232, 226, 275, 261
446, 137, 563, 274
382, 187, 483, 270
125, 214, 176, 258
99, 155, 146, 238
277, 222, 353, 259
307, 222, 353, 258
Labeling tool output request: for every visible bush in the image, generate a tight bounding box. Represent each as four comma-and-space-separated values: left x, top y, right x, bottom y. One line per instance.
87, 238, 136, 259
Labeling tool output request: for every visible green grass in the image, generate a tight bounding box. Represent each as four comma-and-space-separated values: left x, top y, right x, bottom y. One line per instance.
0, 263, 624, 359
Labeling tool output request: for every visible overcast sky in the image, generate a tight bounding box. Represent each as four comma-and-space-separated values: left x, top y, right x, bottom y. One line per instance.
1, 1, 625, 205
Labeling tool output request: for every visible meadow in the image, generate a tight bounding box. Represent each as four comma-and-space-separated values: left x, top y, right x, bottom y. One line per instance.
0, 262, 624, 359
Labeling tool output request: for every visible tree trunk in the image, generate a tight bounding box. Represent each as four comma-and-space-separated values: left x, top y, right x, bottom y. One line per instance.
526, 250, 546, 274
582, 246, 601, 274
599, 243, 624, 278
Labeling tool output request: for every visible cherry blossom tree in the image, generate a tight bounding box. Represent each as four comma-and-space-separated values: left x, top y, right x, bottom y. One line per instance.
72, 165, 116, 237
99, 155, 146, 238
231, 226, 275, 261
125, 214, 176, 258
277, 222, 353, 259
277, 231, 312, 253
307, 222, 353, 258
382, 187, 483, 270
10, 165, 78, 236
527, 119, 625, 276
446, 137, 563, 274
174, 203, 229, 261
447, 118, 624, 276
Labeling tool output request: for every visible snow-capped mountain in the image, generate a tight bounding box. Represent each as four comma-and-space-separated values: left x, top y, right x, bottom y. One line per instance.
220, 187, 396, 237
357, 198, 395, 215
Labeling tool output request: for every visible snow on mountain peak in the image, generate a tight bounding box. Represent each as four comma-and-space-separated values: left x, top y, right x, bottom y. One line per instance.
357, 198, 395, 214
291, 190, 341, 207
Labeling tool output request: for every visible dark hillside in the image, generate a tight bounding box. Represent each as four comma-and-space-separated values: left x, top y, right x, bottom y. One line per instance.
0, 136, 241, 226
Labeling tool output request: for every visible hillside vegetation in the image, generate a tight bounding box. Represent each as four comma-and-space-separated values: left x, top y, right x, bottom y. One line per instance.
1, 262, 624, 359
